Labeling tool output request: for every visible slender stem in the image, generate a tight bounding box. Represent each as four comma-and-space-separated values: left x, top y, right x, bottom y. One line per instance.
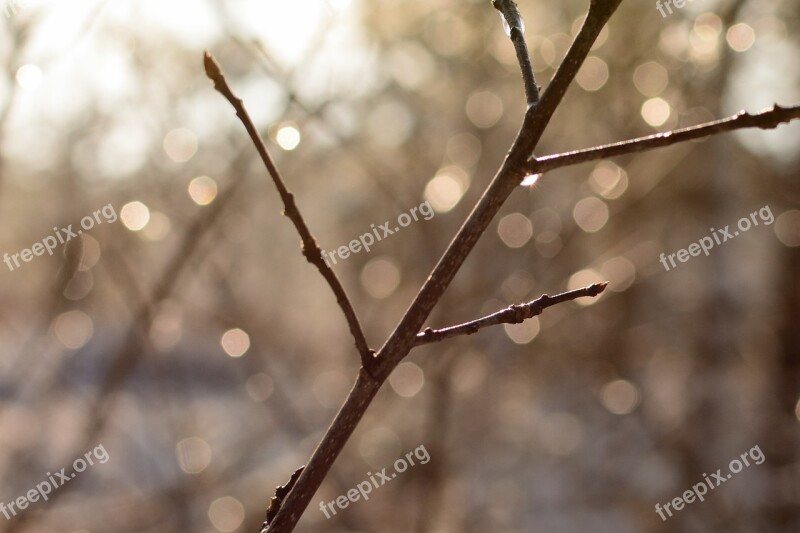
493, 0, 540, 105
203, 52, 374, 373
529, 104, 800, 174
415, 283, 607, 346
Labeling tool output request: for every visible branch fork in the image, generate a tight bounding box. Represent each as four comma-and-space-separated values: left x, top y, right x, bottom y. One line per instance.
200, 1, 800, 530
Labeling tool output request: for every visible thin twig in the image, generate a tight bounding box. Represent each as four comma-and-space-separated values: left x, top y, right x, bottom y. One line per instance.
265, 3, 622, 532
203, 52, 374, 373
493, 0, 540, 105
529, 104, 800, 174
415, 282, 607, 346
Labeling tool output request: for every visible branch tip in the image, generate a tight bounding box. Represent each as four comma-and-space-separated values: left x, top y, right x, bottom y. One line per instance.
203, 51, 222, 82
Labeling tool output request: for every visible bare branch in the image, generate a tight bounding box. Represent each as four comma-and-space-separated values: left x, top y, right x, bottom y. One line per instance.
493, 0, 540, 105
203, 52, 374, 373
263, 466, 305, 530
415, 282, 608, 346
529, 104, 800, 174
265, 3, 624, 531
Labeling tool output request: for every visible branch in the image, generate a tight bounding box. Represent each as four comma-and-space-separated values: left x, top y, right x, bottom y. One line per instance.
415, 282, 607, 346
264, 2, 622, 531
263, 466, 305, 529
529, 104, 800, 174
203, 52, 374, 373
493, 0, 540, 105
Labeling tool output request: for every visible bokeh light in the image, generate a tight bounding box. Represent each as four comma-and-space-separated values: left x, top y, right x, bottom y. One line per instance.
633, 61, 668, 97
275, 123, 301, 151
208, 497, 245, 533
641, 97, 671, 127
361, 258, 401, 299
497, 213, 533, 248
573, 197, 609, 233
53, 310, 93, 350
176, 437, 212, 474
465, 90, 504, 128
727, 23, 755, 52
576, 56, 609, 92
120, 201, 151, 231
163, 128, 198, 162
601, 379, 640, 415
16, 64, 43, 91
774, 210, 800, 247
504, 316, 540, 344
567, 269, 605, 306
424, 167, 468, 213
389, 362, 425, 398
220, 328, 250, 358
188, 176, 219, 206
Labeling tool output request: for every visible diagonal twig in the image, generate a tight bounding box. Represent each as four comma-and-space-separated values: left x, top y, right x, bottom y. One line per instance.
493, 0, 540, 105
203, 52, 374, 373
529, 104, 800, 174
415, 282, 607, 346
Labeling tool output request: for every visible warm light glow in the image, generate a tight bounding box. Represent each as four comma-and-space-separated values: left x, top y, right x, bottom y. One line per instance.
389, 362, 425, 398
589, 161, 628, 199
641, 97, 671, 127
576, 56, 609, 92
208, 497, 245, 532
573, 197, 609, 233
600, 256, 636, 292
188, 176, 218, 206
163, 128, 198, 163
465, 90, 503, 128
727, 23, 755, 52
141, 212, 171, 241
633, 61, 668, 97
221, 328, 250, 358
361, 258, 401, 299
446, 133, 482, 168
601, 379, 640, 415
567, 269, 605, 306
504, 316, 540, 344
774, 210, 800, 247
16, 64, 43, 91
176, 437, 212, 474
521, 173, 541, 187
497, 213, 533, 248
424, 169, 467, 213
53, 310, 93, 350
275, 123, 301, 151
120, 201, 151, 231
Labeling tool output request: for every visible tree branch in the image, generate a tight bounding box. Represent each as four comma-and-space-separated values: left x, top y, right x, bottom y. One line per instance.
415, 282, 607, 346
264, 3, 622, 531
493, 0, 540, 105
203, 52, 374, 374
529, 104, 800, 174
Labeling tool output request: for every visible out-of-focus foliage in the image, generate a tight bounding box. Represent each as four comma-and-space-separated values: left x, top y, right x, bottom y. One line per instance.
0, 0, 798, 531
